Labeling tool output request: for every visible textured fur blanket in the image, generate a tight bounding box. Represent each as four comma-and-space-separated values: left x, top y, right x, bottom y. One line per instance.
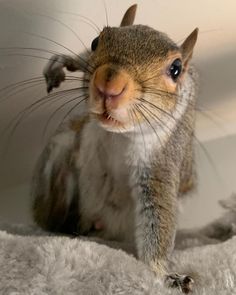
0, 194, 236, 295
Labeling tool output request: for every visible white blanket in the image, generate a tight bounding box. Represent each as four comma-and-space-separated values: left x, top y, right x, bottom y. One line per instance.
0, 194, 236, 295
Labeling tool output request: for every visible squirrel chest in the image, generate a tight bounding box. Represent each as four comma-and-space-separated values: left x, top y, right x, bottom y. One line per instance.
77, 120, 157, 243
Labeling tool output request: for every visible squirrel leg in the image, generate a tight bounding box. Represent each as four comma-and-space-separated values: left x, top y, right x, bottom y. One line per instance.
134, 170, 194, 293
43, 55, 76, 93
32, 130, 80, 235
165, 274, 194, 294
179, 139, 196, 195
43, 53, 88, 93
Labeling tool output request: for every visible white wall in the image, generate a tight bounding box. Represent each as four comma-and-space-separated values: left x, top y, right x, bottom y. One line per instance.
0, 0, 235, 227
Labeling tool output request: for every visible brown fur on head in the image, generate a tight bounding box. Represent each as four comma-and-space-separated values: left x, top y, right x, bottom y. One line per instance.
86, 4, 198, 133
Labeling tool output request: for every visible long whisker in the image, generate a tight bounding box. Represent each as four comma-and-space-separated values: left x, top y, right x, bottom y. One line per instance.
138, 103, 172, 134
138, 104, 168, 138
0, 47, 64, 57
138, 97, 176, 121
0, 48, 88, 76
42, 94, 87, 139
139, 70, 163, 84
0, 87, 88, 138
0, 80, 45, 103
140, 86, 198, 120
31, 88, 87, 119
0, 75, 87, 94
141, 86, 178, 98
1, 93, 88, 155
195, 107, 226, 130
126, 108, 135, 143
0, 76, 84, 103
6, 28, 94, 74
32, 13, 90, 54
139, 84, 197, 112
0, 53, 61, 63
135, 104, 163, 149
58, 96, 88, 128
130, 107, 147, 156
0, 54, 93, 79
55, 11, 101, 33
193, 134, 222, 183
0, 76, 43, 95
22, 31, 94, 74
102, 0, 109, 27
138, 91, 222, 183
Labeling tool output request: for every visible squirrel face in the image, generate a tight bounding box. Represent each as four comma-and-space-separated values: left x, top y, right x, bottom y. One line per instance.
86, 10, 198, 133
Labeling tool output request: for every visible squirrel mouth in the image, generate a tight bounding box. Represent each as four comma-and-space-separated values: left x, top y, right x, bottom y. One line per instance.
97, 111, 122, 127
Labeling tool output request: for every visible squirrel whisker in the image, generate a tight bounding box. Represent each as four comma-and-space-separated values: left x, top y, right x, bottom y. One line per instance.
33, 13, 90, 55
42, 94, 87, 140
55, 11, 102, 34
134, 104, 164, 150
23, 31, 94, 74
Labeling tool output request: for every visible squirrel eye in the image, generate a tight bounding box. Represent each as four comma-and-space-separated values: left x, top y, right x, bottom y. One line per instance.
168, 59, 182, 81
91, 36, 99, 51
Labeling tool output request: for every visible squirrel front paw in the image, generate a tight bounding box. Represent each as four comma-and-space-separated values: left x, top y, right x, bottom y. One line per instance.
43, 55, 66, 93
165, 273, 194, 294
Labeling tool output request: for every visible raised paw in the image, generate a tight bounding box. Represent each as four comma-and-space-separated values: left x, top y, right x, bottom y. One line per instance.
43, 55, 66, 93
165, 273, 194, 294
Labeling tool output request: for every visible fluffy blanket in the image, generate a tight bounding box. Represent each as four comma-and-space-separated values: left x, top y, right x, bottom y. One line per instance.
1, 194, 236, 295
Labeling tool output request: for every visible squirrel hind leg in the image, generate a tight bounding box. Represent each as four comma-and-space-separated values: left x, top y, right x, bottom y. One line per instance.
32, 133, 81, 236
32, 177, 80, 236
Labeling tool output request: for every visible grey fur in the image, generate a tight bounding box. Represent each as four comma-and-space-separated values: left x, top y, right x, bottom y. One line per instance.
1, 194, 236, 294
32, 5, 199, 293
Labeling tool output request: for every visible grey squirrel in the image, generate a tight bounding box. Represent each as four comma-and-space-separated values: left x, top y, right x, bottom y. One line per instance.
32, 4, 198, 293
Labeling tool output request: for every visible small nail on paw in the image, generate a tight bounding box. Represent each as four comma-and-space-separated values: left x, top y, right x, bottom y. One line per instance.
45, 72, 65, 93
47, 84, 53, 93
43, 55, 66, 92
165, 273, 194, 293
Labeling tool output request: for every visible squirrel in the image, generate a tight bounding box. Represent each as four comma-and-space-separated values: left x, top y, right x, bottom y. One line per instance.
32, 4, 199, 293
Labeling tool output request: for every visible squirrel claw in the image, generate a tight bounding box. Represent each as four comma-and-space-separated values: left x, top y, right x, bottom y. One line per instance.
43, 55, 66, 93
165, 273, 194, 293
47, 84, 53, 94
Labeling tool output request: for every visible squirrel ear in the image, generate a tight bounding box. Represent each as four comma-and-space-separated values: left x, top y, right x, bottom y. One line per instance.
180, 28, 198, 64
120, 4, 137, 27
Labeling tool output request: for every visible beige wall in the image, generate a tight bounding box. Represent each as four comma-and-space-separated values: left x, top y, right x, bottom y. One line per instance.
0, 0, 235, 227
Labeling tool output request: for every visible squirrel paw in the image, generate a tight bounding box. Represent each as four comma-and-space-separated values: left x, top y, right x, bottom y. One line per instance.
165, 273, 194, 294
43, 55, 66, 93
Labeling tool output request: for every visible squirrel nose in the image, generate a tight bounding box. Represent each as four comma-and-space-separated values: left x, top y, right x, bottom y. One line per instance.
93, 65, 128, 101
95, 84, 126, 100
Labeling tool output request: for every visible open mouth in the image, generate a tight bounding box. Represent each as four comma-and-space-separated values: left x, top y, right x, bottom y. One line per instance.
97, 111, 122, 127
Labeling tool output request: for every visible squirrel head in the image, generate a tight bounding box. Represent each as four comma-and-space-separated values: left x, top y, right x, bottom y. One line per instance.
86, 4, 198, 133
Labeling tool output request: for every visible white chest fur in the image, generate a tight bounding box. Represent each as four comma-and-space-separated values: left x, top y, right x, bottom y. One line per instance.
76, 120, 165, 242
77, 122, 138, 242
75, 72, 194, 242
